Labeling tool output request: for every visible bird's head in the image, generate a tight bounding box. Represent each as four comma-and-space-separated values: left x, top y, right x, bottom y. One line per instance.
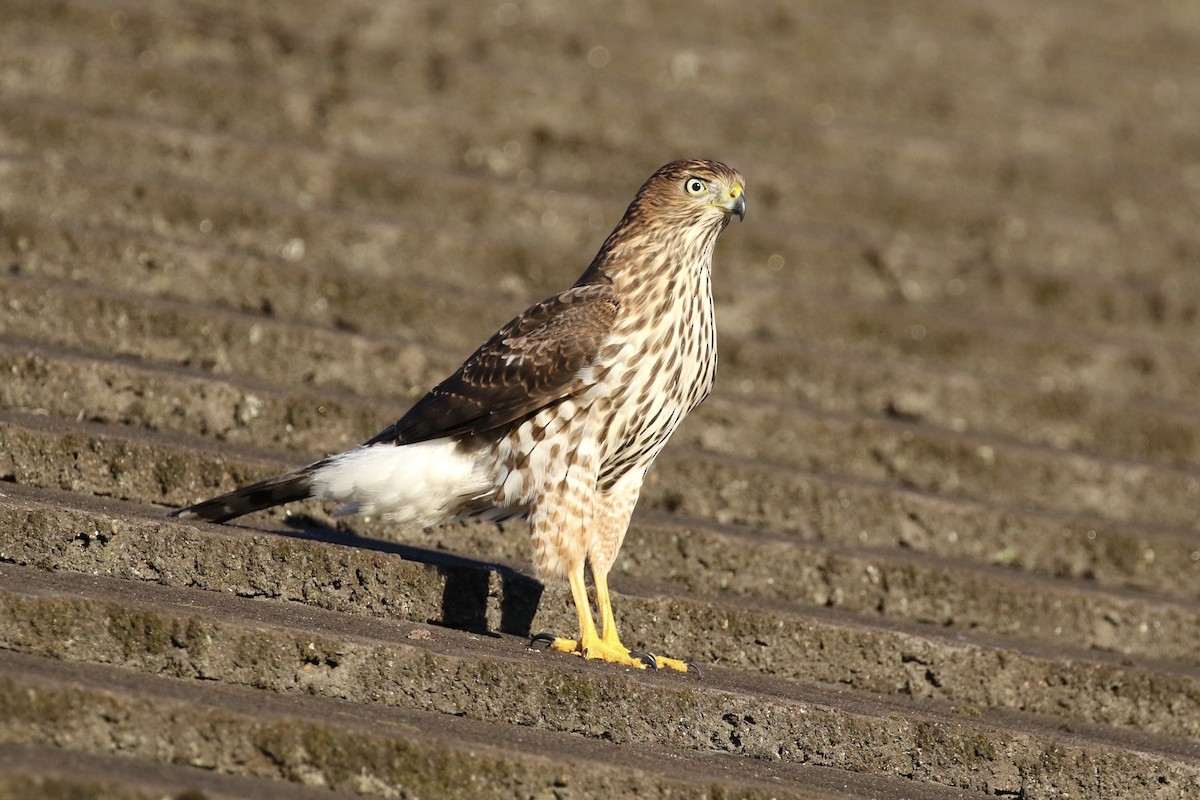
632, 159, 747, 231
581, 159, 746, 286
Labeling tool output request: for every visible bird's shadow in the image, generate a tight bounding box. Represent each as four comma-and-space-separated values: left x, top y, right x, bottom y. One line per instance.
277, 514, 543, 639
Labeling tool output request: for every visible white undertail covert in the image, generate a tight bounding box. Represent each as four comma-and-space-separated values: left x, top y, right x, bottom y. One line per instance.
310, 438, 491, 526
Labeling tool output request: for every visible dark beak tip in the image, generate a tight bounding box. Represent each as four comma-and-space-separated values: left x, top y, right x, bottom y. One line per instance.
734, 195, 747, 221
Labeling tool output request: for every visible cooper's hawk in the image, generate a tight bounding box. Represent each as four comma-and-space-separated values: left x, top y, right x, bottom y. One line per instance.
173, 159, 746, 671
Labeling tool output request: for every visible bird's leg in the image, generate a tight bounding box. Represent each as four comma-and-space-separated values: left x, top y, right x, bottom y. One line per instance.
548, 566, 599, 655
593, 565, 626, 651
593, 565, 690, 673
545, 565, 648, 669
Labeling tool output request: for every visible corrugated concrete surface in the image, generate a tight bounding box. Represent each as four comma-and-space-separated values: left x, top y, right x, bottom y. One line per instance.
1, 1, 1198, 797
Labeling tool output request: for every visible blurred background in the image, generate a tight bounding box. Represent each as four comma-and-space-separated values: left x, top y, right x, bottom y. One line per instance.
1, 1, 1199, 797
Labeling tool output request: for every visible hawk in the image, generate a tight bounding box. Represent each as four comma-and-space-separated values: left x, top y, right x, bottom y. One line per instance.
173, 159, 746, 672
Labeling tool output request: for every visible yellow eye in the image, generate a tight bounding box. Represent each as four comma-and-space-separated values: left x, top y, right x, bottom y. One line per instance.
684, 177, 707, 196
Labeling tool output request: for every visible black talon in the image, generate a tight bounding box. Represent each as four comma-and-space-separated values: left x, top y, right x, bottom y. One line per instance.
629, 650, 658, 670
685, 661, 703, 678
530, 632, 557, 649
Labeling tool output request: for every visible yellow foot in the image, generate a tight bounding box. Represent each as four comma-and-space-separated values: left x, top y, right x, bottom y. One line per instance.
644, 653, 692, 673
530, 633, 694, 673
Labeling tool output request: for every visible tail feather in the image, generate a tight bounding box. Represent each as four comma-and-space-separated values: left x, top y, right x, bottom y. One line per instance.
171, 463, 321, 523
172, 437, 494, 526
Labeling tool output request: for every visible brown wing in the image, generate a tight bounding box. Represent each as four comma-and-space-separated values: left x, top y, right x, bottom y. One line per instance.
367, 283, 618, 446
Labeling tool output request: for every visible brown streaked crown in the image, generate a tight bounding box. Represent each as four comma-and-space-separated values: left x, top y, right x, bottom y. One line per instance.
581, 159, 745, 284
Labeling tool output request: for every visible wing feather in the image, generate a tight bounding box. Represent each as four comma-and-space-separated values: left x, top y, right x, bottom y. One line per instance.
367, 283, 618, 446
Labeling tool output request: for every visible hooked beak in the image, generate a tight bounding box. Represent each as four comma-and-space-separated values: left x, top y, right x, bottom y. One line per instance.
721, 186, 746, 221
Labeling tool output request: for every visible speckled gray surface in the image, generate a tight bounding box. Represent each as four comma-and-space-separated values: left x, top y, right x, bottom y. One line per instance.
1, 1, 1199, 797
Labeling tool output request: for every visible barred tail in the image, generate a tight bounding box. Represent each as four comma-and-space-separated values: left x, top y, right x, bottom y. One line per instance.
170, 463, 321, 523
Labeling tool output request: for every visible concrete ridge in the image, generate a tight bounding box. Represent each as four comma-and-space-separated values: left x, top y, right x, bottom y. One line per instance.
0, 743, 368, 800
0, 568, 1196, 799
4, 398, 1199, 606
2, 484, 1198, 739
0, 652, 987, 800
3, 0, 1198, 794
